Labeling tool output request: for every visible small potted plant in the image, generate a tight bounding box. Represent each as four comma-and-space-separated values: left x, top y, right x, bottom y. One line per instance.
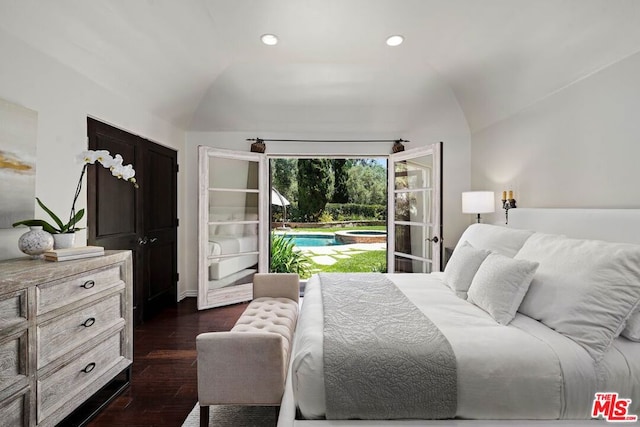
13, 150, 138, 249
13, 197, 85, 249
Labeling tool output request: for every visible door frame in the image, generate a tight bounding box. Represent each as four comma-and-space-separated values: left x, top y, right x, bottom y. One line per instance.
387, 143, 443, 273
198, 147, 269, 310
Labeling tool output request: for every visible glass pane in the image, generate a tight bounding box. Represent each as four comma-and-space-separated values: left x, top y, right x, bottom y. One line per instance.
394, 255, 432, 273
395, 224, 422, 257
394, 190, 431, 223
206, 155, 259, 293
394, 224, 432, 260
394, 154, 433, 190
208, 255, 258, 289
208, 190, 258, 220
209, 157, 259, 190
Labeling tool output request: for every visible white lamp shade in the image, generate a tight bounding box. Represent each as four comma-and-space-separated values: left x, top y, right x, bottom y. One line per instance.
462, 191, 495, 214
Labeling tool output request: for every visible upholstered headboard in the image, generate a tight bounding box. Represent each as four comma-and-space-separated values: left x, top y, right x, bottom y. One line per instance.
507, 208, 640, 245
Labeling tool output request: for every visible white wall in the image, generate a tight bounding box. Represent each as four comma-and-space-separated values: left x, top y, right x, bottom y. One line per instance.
0, 29, 187, 295
472, 51, 640, 225
405, 97, 473, 252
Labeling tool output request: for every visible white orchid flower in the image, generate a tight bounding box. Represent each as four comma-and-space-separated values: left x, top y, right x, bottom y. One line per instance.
121, 164, 136, 181
75, 149, 138, 186
110, 164, 125, 179
106, 154, 124, 172
112, 154, 123, 167
95, 150, 113, 166
77, 150, 98, 164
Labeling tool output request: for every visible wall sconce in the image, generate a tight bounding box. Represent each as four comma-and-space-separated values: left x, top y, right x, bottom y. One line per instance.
392, 139, 406, 153
501, 190, 517, 224
462, 191, 495, 223
249, 138, 266, 153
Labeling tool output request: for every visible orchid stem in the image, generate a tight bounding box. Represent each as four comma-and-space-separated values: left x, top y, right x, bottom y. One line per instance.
69, 164, 87, 232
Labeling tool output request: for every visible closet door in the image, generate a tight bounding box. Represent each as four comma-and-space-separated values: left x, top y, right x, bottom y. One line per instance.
388, 143, 442, 273
198, 147, 268, 310
87, 118, 178, 325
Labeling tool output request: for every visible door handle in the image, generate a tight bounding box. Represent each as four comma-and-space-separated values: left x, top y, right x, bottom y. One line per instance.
137, 237, 148, 246
426, 236, 440, 244
149, 237, 158, 243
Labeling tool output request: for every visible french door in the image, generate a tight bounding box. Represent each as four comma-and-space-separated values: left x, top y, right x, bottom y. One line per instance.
388, 143, 442, 273
198, 144, 441, 309
198, 147, 269, 310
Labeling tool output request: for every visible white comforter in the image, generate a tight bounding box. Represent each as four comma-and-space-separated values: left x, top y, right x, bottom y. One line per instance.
292, 273, 640, 420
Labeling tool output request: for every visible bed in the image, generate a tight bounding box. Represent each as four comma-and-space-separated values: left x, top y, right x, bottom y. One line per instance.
208, 234, 258, 280
207, 212, 259, 289
278, 209, 640, 426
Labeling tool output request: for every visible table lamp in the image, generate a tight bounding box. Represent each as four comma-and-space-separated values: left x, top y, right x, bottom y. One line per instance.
462, 191, 495, 223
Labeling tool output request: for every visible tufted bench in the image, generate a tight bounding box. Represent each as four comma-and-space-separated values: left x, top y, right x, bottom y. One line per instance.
196, 273, 300, 426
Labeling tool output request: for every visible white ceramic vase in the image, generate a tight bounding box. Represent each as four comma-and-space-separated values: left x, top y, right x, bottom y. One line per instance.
53, 232, 76, 249
18, 226, 54, 258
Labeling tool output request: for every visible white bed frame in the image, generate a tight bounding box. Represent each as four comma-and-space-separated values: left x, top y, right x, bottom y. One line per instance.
277, 208, 640, 426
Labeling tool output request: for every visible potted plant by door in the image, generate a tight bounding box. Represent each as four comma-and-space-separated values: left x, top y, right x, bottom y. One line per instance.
13, 150, 138, 250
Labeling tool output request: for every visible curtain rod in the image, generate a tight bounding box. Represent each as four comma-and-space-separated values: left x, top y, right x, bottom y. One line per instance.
247, 138, 409, 143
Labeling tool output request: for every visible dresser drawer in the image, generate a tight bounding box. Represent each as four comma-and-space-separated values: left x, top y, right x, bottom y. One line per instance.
0, 331, 28, 393
36, 264, 123, 315
37, 331, 124, 423
0, 388, 28, 427
37, 293, 123, 369
0, 289, 27, 329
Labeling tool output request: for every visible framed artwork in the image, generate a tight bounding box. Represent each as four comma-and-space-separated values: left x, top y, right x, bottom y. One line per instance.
0, 98, 37, 229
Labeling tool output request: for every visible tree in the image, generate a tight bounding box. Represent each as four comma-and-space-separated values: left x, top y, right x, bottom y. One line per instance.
297, 159, 333, 221
346, 163, 387, 205
331, 159, 349, 203
271, 158, 297, 202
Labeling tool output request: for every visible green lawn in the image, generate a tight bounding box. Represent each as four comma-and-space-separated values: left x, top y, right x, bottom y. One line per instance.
304, 250, 386, 278
272, 225, 388, 278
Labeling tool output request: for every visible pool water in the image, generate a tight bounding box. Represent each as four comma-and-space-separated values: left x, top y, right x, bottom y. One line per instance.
285, 234, 342, 247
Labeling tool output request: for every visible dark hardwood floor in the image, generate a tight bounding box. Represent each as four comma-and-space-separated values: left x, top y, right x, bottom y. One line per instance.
87, 298, 248, 427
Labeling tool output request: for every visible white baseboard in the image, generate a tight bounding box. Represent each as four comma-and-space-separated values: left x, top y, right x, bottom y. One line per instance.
178, 290, 197, 302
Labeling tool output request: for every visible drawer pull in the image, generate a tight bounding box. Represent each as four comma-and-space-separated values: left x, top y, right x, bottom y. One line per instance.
81, 280, 96, 289
82, 317, 96, 327
80, 280, 96, 289
81, 362, 96, 374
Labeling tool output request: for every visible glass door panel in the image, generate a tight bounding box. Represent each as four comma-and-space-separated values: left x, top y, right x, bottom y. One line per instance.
388, 144, 442, 273
209, 157, 260, 190
198, 148, 267, 310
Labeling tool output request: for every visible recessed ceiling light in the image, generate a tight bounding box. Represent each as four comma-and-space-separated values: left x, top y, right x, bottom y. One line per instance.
386, 35, 404, 47
261, 34, 278, 46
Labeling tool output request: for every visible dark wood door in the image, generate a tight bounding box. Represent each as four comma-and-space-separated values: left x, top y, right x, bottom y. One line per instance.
87, 118, 178, 325
142, 143, 178, 320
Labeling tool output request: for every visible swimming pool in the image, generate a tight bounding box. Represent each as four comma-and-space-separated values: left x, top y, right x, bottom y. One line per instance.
284, 234, 342, 247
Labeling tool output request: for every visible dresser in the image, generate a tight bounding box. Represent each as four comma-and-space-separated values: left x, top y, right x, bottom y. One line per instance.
0, 250, 133, 426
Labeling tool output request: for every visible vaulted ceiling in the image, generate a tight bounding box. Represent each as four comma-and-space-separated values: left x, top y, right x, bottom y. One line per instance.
1, 0, 639, 133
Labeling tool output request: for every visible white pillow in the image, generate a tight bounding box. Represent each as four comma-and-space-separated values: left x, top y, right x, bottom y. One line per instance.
622, 308, 640, 342
217, 222, 243, 236
467, 253, 539, 325
443, 241, 491, 298
208, 213, 230, 237
516, 233, 640, 361
244, 213, 259, 235
456, 224, 534, 257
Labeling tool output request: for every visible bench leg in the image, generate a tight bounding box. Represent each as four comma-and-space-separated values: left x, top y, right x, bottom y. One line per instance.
200, 405, 209, 427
